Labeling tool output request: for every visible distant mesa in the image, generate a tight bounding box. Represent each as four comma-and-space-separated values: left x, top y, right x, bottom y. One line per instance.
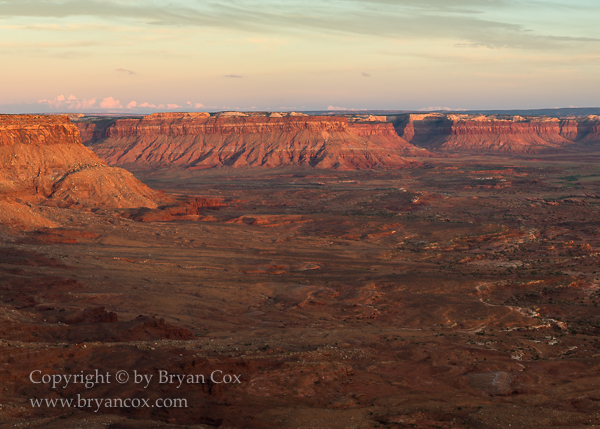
75, 112, 427, 170
147, 112, 210, 119
389, 113, 600, 153
216, 111, 249, 117
74, 111, 600, 168
0, 115, 165, 229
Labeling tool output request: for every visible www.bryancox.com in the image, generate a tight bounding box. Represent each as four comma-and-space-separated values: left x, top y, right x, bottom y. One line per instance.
27, 369, 242, 411
31, 395, 188, 412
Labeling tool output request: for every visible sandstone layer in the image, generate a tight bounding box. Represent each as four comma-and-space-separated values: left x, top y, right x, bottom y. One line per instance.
0, 115, 164, 227
77, 113, 424, 170
391, 113, 600, 153
347, 121, 429, 156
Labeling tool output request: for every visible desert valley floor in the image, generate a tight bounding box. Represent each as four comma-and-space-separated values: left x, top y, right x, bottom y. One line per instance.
2, 148, 600, 428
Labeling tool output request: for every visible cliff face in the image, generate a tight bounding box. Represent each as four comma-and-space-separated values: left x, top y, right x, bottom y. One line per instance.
78, 113, 423, 170
392, 113, 600, 153
0, 115, 162, 228
77, 112, 600, 161
0, 115, 82, 147
576, 116, 600, 144
347, 122, 430, 156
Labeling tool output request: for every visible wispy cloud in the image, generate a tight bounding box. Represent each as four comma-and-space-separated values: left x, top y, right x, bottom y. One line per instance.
124, 100, 180, 110
116, 68, 135, 75
327, 105, 365, 111
4, 1, 600, 112
0, 0, 598, 51
419, 106, 468, 112
187, 101, 204, 108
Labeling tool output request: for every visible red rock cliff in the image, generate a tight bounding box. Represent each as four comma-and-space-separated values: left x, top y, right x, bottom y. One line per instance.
347, 122, 430, 156
575, 116, 600, 143
0, 115, 162, 223
392, 113, 600, 152
0, 115, 82, 147
77, 113, 424, 170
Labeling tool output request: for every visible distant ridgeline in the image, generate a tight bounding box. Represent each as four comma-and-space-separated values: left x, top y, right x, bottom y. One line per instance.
74, 112, 427, 170
74, 111, 600, 170
388, 113, 600, 153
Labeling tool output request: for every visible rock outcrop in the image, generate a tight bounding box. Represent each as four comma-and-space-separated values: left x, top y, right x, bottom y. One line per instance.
391, 113, 600, 153
575, 115, 600, 144
0, 115, 164, 228
77, 113, 424, 170
347, 122, 430, 156
78, 112, 600, 160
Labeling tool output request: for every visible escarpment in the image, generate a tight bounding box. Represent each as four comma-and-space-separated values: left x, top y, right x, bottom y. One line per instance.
575, 116, 600, 144
0, 115, 163, 228
78, 112, 600, 161
391, 113, 600, 153
346, 122, 430, 156
76, 113, 424, 170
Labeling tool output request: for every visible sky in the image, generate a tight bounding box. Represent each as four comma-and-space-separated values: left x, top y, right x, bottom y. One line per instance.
0, 0, 599, 113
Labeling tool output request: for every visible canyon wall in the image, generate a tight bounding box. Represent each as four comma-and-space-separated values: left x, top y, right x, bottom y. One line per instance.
346, 122, 430, 156
0, 115, 163, 228
78, 112, 600, 162
575, 116, 600, 144
77, 113, 424, 170
391, 113, 600, 153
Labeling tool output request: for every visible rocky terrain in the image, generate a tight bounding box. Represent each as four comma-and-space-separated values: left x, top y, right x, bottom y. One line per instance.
0, 115, 164, 229
76, 112, 425, 170
1, 114, 600, 428
391, 113, 600, 153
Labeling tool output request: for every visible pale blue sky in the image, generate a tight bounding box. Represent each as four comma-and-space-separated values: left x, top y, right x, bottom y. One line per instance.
1, 0, 598, 112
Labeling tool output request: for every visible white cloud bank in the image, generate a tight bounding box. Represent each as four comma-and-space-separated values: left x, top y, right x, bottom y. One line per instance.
37, 95, 192, 113
38, 94, 96, 110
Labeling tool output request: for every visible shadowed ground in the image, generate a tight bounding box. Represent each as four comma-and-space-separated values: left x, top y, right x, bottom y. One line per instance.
1, 151, 600, 428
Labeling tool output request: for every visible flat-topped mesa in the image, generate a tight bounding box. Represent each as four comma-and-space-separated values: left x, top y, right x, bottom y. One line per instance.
0, 115, 163, 223
105, 114, 350, 139
77, 113, 425, 170
391, 113, 600, 153
0, 114, 82, 146
78, 114, 350, 143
